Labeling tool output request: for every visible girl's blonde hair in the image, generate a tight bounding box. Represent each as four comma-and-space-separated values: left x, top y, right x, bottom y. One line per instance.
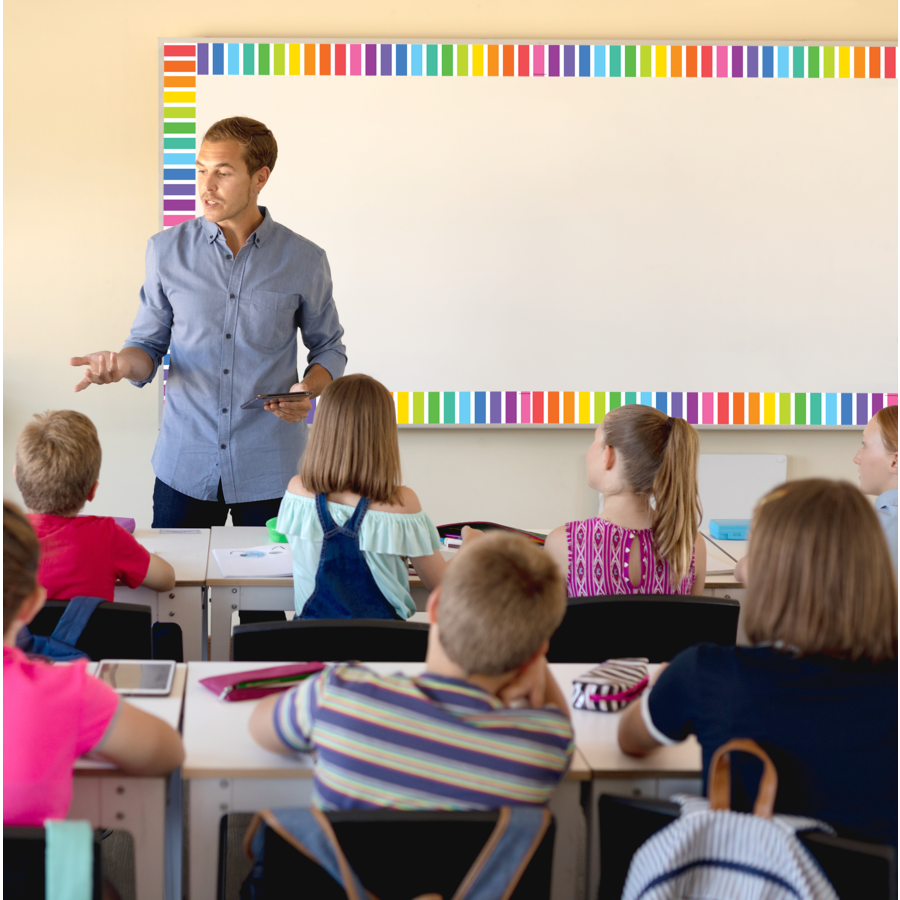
744, 479, 897, 662
874, 405, 898, 456
601, 405, 701, 583
300, 374, 403, 505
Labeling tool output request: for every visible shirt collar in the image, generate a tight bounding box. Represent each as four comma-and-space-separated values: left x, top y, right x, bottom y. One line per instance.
201, 205, 275, 246
876, 489, 898, 510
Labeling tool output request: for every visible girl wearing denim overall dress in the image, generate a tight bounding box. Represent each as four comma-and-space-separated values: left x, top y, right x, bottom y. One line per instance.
276, 374, 447, 619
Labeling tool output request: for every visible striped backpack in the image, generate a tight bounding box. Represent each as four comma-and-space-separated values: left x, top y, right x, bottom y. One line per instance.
622, 739, 839, 900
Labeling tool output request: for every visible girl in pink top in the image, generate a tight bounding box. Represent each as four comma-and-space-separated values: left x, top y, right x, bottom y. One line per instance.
545, 406, 706, 596
3, 501, 184, 827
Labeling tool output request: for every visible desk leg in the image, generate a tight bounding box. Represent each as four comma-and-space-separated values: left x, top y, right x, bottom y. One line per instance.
188, 777, 315, 900
548, 780, 586, 900
104, 778, 167, 900
158, 586, 206, 662
188, 779, 228, 900
209, 586, 239, 661
587, 778, 658, 900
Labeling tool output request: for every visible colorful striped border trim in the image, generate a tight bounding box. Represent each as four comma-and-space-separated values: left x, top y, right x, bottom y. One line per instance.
162, 40, 895, 228
305, 392, 898, 426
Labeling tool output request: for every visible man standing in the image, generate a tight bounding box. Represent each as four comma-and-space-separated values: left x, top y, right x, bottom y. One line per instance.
70, 117, 346, 528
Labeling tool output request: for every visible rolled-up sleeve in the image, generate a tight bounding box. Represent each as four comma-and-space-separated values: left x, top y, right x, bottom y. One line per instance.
298, 251, 347, 381
123, 237, 174, 387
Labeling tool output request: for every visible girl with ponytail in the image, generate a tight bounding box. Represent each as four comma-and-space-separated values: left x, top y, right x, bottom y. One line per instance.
545, 405, 706, 596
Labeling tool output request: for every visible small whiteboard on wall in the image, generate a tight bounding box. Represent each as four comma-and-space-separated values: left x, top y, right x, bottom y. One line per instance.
160, 40, 898, 428
698, 453, 787, 523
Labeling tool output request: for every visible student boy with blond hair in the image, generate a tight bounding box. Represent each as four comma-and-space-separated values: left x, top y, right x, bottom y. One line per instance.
250, 532, 574, 809
15, 410, 175, 601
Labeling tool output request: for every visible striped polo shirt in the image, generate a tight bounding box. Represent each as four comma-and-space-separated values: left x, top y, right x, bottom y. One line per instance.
273, 664, 574, 810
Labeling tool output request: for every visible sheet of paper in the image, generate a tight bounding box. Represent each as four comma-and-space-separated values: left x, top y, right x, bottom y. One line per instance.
213, 544, 293, 578
705, 558, 736, 576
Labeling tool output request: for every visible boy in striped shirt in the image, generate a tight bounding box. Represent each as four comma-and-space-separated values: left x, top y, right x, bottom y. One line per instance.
249, 532, 574, 810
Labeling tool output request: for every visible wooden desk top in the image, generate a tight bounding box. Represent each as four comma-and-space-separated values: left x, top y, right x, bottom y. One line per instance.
183, 662, 593, 781
206, 526, 294, 587
76, 664, 187, 774
132, 529, 211, 587
551, 663, 701, 778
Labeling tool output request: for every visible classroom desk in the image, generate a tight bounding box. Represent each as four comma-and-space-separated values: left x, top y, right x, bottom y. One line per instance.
206, 526, 747, 659
183, 661, 590, 900
206, 526, 294, 660
70, 664, 187, 900
206, 527, 434, 659
114, 529, 211, 661
553, 663, 703, 900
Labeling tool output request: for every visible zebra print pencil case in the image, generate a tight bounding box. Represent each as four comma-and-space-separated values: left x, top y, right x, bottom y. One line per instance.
571, 658, 650, 712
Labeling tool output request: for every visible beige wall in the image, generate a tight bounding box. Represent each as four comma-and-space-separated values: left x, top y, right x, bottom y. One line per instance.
3, 1, 894, 526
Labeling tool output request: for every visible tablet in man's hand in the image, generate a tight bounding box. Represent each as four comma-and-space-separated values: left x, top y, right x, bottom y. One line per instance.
240, 391, 312, 410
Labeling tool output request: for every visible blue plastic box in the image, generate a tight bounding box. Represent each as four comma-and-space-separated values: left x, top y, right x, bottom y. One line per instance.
709, 519, 750, 540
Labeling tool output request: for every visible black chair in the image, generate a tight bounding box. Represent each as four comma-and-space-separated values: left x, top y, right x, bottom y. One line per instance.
597, 794, 897, 900
219, 810, 555, 900
4, 826, 103, 900
28, 600, 153, 661
547, 594, 740, 663
232, 618, 430, 662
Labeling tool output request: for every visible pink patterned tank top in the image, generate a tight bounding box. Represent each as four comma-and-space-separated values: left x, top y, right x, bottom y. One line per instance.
565, 517, 696, 597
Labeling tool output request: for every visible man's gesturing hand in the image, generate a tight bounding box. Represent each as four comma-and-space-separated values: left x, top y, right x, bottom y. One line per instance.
264, 382, 313, 422
70, 351, 130, 393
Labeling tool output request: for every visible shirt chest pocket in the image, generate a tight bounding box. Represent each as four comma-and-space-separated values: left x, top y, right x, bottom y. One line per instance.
240, 290, 300, 352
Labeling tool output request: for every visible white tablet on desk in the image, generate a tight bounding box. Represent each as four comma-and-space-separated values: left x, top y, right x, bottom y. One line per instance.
95, 660, 176, 696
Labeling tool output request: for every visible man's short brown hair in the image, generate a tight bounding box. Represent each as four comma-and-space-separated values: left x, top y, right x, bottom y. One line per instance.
202, 117, 277, 174
4, 501, 40, 634
15, 410, 102, 516
437, 532, 567, 676
744, 479, 897, 662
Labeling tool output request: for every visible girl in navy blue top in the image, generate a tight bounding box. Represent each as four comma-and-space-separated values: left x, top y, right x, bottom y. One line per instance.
619, 479, 897, 846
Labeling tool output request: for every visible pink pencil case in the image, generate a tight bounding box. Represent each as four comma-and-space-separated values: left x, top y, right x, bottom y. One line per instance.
200, 663, 326, 702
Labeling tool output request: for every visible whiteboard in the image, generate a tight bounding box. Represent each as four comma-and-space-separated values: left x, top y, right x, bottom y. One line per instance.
697, 453, 787, 523
162, 40, 898, 416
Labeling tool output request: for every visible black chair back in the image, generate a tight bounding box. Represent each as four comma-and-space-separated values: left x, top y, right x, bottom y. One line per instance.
4, 826, 102, 900
220, 810, 555, 900
547, 594, 740, 663
232, 618, 430, 662
29, 600, 153, 660
598, 794, 897, 900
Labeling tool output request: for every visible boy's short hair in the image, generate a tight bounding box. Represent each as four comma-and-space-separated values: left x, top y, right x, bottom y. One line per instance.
4, 501, 40, 633
874, 405, 898, 455
15, 410, 102, 516
437, 532, 566, 676
745, 479, 897, 662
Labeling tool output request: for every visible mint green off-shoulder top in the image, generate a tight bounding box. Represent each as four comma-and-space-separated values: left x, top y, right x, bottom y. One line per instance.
276, 492, 442, 619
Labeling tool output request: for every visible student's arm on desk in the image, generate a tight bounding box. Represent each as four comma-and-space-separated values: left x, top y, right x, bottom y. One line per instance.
90, 702, 184, 775
618, 663, 669, 757
249, 694, 296, 755
733, 555, 748, 583
143, 554, 176, 592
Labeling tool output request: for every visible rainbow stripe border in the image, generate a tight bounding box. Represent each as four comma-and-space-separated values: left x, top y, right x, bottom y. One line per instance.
162, 40, 896, 227
160, 42, 898, 425
303, 391, 898, 426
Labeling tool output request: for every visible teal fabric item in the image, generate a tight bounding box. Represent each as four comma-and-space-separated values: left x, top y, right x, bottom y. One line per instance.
44, 819, 93, 900
276, 492, 442, 618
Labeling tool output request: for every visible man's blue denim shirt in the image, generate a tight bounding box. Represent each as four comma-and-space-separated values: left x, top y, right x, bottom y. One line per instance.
124, 208, 347, 504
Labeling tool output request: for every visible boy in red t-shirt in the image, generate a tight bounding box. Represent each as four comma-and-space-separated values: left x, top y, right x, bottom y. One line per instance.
14, 410, 174, 600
